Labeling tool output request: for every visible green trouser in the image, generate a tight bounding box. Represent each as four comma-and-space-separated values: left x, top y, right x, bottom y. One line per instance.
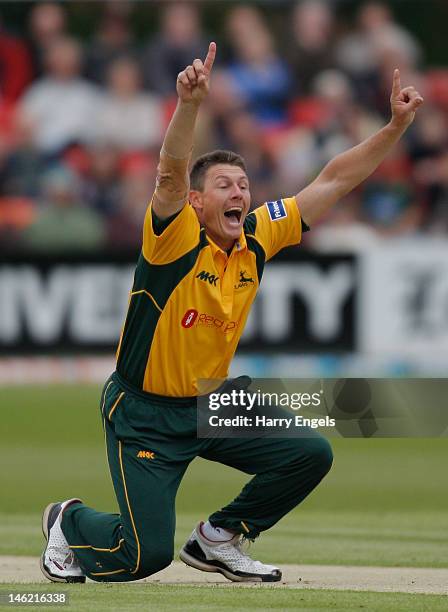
62, 373, 333, 582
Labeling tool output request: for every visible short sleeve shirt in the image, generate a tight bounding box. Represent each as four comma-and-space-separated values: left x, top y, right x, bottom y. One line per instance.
116, 196, 302, 396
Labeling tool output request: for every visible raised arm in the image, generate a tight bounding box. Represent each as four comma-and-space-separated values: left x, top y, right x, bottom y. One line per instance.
296, 69, 424, 227
153, 42, 216, 220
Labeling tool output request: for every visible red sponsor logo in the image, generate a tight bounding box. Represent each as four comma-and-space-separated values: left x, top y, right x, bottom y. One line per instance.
181, 310, 238, 333
181, 309, 198, 328
198, 313, 238, 333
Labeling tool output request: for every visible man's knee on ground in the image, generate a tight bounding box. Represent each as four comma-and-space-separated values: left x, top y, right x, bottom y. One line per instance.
136, 546, 173, 578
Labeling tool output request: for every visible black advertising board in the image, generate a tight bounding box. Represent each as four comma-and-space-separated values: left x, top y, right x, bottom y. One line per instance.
0, 249, 357, 354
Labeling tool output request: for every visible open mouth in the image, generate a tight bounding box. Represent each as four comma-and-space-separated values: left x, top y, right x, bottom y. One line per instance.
223, 207, 243, 224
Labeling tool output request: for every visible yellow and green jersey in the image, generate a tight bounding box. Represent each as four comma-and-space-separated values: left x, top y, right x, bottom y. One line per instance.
116, 196, 303, 397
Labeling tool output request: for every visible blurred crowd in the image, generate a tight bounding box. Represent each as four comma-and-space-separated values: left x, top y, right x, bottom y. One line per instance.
1, 0, 448, 253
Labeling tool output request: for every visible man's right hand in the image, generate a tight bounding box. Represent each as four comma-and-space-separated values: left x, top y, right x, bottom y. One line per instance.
152, 43, 216, 220
176, 42, 216, 105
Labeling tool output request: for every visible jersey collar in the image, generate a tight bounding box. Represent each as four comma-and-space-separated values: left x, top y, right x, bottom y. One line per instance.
206, 229, 247, 257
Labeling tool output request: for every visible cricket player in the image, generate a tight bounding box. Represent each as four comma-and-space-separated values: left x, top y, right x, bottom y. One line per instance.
41, 42, 423, 583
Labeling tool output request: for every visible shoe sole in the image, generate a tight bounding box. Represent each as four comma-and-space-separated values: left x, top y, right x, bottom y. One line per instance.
179, 548, 281, 583
40, 503, 86, 584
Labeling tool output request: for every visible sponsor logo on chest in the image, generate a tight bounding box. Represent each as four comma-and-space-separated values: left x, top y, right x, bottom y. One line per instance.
181, 309, 238, 333
196, 270, 219, 286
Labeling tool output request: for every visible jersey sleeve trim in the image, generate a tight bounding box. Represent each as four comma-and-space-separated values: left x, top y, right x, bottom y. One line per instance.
142, 197, 200, 265
151, 208, 181, 236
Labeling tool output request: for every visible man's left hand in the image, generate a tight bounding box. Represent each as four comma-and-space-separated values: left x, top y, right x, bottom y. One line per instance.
390, 68, 424, 129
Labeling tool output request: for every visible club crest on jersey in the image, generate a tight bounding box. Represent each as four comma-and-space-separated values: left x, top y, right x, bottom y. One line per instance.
266, 199, 287, 221
234, 270, 254, 289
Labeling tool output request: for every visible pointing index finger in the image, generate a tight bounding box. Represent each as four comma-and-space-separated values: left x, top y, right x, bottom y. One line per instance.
392, 68, 401, 99
203, 42, 216, 75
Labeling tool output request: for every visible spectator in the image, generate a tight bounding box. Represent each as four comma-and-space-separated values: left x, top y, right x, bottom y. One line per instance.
83, 144, 122, 216
107, 160, 156, 249
287, 0, 336, 95
308, 195, 380, 252
85, 2, 137, 84
20, 36, 100, 155
311, 69, 384, 163
221, 110, 279, 205
336, 2, 422, 74
142, 2, 208, 95
273, 70, 362, 196
411, 106, 448, 230
419, 154, 448, 233
1, 113, 46, 197
0, 16, 33, 103
206, 69, 246, 139
0, 195, 36, 250
360, 143, 423, 237
27, 2, 67, 77
95, 56, 163, 151
224, 5, 265, 60
360, 179, 422, 237
335, 1, 423, 112
274, 125, 320, 196
223, 6, 292, 128
22, 165, 105, 252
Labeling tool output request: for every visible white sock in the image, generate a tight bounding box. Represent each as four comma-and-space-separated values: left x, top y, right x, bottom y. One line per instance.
200, 521, 234, 542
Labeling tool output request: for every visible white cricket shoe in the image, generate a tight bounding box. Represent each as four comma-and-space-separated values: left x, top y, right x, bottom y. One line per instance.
40, 499, 86, 583
179, 522, 282, 582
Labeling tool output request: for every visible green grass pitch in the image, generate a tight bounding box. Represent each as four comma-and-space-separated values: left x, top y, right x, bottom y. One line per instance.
1, 384, 447, 610
0, 584, 447, 612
